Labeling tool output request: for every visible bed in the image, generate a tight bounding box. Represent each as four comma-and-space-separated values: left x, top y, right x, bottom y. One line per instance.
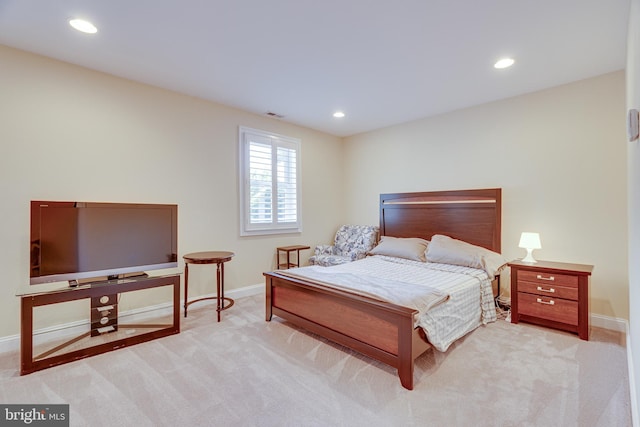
264, 188, 503, 390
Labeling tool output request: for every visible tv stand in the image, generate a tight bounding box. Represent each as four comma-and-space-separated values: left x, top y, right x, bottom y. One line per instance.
18, 274, 180, 375
90, 293, 118, 336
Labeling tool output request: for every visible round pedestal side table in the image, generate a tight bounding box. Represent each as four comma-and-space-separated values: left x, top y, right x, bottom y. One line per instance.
183, 251, 235, 322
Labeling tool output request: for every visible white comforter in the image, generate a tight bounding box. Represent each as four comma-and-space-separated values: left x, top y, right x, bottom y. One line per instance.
280, 255, 496, 351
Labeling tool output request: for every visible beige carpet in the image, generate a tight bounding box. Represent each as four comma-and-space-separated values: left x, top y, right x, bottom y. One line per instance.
0, 294, 631, 426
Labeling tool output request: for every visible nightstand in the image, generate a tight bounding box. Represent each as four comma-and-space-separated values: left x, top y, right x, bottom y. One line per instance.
276, 245, 310, 269
508, 260, 593, 340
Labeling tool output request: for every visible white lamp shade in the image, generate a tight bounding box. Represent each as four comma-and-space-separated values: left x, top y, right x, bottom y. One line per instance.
519, 232, 541, 263
519, 232, 541, 250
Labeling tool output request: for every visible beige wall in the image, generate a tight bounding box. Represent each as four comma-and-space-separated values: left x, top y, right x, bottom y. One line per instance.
0, 45, 345, 338
343, 71, 628, 320
626, 0, 640, 419
0, 43, 630, 340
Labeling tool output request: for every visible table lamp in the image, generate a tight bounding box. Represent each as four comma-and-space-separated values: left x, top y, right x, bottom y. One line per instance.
519, 232, 541, 263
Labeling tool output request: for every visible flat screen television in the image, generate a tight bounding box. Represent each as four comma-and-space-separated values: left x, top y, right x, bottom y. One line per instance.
30, 201, 178, 285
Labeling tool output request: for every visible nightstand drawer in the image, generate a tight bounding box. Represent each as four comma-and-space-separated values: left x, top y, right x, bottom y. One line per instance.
518, 292, 578, 326
517, 281, 578, 300
518, 270, 578, 287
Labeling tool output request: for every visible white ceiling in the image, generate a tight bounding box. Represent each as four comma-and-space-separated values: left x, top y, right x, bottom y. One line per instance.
0, 0, 630, 137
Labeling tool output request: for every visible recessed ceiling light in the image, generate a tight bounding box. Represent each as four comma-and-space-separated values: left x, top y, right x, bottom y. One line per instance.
69, 19, 98, 34
494, 58, 515, 69
333, 111, 345, 118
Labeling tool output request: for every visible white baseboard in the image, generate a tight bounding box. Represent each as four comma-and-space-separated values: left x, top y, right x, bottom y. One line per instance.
0, 283, 264, 355
590, 308, 634, 426
590, 313, 628, 332
0, 292, 630, 360
627, 322, 639, 427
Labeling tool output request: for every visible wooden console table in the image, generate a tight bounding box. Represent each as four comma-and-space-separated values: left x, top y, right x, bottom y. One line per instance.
18, 274, 180, 375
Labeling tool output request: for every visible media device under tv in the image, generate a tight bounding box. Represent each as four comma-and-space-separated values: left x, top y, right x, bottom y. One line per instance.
30, 201, 178, 286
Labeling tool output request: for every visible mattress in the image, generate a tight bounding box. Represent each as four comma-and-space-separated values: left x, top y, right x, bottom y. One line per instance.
280, 255, 496, 352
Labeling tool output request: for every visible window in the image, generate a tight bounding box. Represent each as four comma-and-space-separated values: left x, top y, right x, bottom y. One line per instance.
239, 126, 301, 236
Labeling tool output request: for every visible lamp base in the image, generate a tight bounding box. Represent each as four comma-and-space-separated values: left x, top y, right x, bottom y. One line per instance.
522, 249, 537, 263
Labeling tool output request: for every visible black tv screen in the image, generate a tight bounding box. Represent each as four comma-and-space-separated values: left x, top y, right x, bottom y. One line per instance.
30, 201, 178, 285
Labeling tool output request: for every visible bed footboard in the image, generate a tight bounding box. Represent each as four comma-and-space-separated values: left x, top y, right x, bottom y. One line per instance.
264, 271, 431, 390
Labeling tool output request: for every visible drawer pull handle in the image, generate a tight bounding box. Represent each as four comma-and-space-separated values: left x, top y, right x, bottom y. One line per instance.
536, 298, 555, 305
536, 286, 555, 293
536, 274, 555, 281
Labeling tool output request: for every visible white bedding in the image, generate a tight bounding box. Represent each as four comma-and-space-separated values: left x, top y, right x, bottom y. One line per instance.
280, 255, 496, 352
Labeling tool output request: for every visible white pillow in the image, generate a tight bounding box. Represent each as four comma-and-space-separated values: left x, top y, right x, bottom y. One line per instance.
369, 236, 429, 262
425, 234, 507, 277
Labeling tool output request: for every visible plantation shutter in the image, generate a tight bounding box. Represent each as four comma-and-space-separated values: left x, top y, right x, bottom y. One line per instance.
240, 127, 301, 235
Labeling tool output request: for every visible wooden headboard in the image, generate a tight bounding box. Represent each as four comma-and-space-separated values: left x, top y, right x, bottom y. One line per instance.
379, 188, 502, 253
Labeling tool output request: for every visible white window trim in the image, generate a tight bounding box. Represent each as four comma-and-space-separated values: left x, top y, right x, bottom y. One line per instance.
238, 126, 302, 236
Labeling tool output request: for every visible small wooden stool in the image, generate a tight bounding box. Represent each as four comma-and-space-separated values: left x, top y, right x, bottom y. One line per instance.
183, 251, 234, 322
276, 245, 310, 269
